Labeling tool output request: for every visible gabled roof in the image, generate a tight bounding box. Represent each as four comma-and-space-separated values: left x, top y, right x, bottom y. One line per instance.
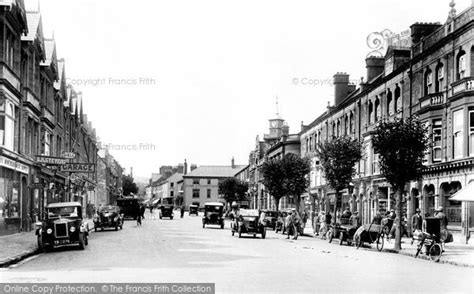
22, 11, 41, 41
184, 165, 247, 178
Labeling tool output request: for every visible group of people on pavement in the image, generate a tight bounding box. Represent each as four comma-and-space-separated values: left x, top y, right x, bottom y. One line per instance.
312, 207, 361, 239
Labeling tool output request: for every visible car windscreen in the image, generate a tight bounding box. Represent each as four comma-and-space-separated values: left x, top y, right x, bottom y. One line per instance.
48, 206, 78, 217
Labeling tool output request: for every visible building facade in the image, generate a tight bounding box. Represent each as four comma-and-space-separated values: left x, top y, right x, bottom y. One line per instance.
300, 5, 474, 243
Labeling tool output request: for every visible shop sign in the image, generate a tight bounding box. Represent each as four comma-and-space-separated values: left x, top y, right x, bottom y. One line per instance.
36, 155, 68, 165
62, 152, 76, 159
60, 163, 96, 173
0, 156, 29, 174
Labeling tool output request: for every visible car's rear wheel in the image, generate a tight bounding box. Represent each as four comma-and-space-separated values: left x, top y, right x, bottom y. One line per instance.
115, 224, 118, 231
221, 221, 224, 229
262, 227, 266, 239
170, 216, 173, 220
84, 234, 89, 246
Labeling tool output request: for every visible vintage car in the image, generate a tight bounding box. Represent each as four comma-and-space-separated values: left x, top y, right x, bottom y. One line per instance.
189, 205, 199, 216
159, 205, 174, 219
202, 202, 225, 229
263, 210, 278, 230
36, 202, 89, 252
233, 209, 266, 239
93, 205, 123, 231
116, 197, 141, 219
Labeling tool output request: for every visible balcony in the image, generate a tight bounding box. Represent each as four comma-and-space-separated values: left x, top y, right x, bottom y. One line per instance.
23, 89, 41, 112
41, 107, 55, 127
0, 63, 21, 92
451, 77, 474, 97
419, 92, 446, 112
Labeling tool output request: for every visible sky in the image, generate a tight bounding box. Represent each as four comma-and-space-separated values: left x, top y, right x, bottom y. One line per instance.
31, 0, 472, 179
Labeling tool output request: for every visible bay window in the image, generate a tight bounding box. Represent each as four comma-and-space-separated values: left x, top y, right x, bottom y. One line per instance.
453, 109, 464, 159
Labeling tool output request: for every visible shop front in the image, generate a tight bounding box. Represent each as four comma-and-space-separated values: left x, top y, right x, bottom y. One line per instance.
0, 154, 30, 236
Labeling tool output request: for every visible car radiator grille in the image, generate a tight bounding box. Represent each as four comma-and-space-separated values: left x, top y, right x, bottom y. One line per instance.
55, 223, 68, 238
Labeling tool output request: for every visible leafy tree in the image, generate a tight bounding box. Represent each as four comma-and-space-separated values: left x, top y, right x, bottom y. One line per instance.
372, 116, 429, 251
317, 136, 362, 222
261, 153, 311, 212
122, 174, 139, 196
261, 157, 286, 212
218, 178, 249, 204
284, 154, 311, 212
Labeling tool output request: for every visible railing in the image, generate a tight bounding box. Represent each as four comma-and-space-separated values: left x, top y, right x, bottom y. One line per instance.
419, 92, 446, 109
451, 77, 474, 96
0, 63, 21, 91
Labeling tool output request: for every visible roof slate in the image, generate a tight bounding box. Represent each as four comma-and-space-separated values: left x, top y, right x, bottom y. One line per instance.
184, 165, 246, 178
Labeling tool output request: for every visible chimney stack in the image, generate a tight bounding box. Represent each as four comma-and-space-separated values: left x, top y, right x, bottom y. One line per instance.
365, 57, 385, 82
333, 73, 350, 106
184, 159, 188, 175
231, 157, 235, 169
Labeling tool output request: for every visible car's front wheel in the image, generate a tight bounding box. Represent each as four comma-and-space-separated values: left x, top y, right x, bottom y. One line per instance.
37, 236, 47, 252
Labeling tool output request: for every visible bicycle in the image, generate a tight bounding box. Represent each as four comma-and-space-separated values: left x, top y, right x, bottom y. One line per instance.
414, 232, 442, 262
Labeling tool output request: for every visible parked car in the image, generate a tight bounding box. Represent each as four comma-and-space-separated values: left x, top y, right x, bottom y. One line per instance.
93, 205, 123, 231
36, 202, 89, 252
116, 197, 141, 220
263, 210, 278, 230
159, 205, 174, 219
202, 202, 225, 229
189, 205, 199, 216
233, 209, 266, 239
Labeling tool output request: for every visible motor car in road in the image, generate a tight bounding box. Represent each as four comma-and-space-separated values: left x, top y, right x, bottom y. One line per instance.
233, 209, 266, 239
202, 202, 225, 229
263, 210, 278, 230
36, 202, 89, 252
116, 197, 141, 220
189, 204, 199, 216
159, 205, 174, 219
93, 205, 123, 231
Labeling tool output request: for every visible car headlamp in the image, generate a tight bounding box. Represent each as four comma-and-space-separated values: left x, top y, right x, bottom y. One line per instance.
70, 226, 76, 232
46, 228, 53, 234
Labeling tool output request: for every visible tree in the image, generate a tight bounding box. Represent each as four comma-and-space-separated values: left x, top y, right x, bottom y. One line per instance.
261, 153, 311, 212
122, 174, 139, 196
372, 116, 429, 251
218, 178, 249, 204
284, 154, 311, 212
317, 136, 362, 222
261, 157, 286, 212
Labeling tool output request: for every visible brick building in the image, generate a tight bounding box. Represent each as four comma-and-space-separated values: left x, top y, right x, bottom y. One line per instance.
300, 4, 474, 243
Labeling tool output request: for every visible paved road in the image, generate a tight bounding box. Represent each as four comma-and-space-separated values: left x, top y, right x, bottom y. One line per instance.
1, 212, 473, 293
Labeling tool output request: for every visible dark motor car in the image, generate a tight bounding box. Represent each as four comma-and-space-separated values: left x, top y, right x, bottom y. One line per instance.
263, 210, 278, 230
159, 205, 174, 219
234, 209, 266, 239
189, 205, 199, 216
94, 205, 123, 231
116, 197, 141, 219
202, 202, 225, 229
36, 202, 89, 252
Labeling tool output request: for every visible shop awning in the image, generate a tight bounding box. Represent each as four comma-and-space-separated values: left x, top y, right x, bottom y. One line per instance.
450, 182, 474, 202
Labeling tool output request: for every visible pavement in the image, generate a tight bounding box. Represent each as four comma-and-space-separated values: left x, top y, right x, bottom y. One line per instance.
0, 218, 95, 268
1, 213, 473, 293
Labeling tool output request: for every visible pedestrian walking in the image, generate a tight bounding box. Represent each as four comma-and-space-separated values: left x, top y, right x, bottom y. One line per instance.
180, 205, 185, 218
137, 214, 142, 226
313, 211, 320, 236
286, 208, 300, 240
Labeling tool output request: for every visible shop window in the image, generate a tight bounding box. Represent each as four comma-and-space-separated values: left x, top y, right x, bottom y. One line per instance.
452, 109, 464, 159
192, 189, 200, 198
432, 119, 442, 162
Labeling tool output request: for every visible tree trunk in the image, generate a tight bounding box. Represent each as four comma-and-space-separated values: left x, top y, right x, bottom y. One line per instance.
295, 195, 301, 214
394, 188, 403, 251
275, 197, 280, 213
